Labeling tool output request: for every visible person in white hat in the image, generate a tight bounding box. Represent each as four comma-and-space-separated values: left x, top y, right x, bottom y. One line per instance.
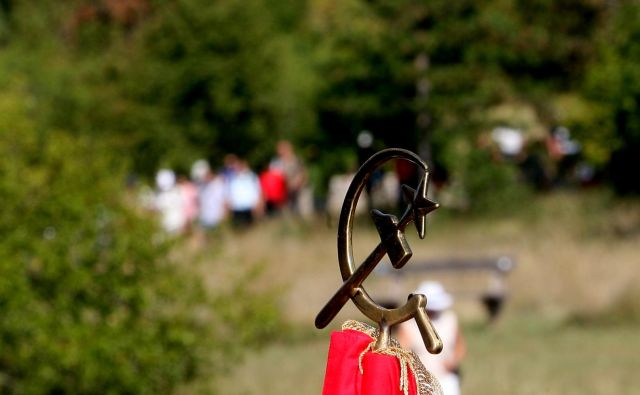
399, 281, 467, 395
154, 169, 186, 234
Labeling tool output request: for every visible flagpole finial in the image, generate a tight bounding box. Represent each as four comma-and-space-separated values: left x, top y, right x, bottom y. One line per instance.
315, 148, 442, 354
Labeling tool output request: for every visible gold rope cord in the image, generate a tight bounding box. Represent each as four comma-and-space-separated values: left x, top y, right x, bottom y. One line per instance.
342, 320, 443, 395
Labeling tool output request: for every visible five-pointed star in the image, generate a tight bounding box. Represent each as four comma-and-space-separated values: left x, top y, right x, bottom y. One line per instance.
401, 172, 439, 239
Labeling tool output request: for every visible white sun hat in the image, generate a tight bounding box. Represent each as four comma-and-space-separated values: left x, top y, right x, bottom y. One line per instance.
416, 281, 453, 311
191, 159, 210, 182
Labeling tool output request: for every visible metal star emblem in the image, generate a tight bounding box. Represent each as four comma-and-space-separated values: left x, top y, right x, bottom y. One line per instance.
401, 172, 439, 239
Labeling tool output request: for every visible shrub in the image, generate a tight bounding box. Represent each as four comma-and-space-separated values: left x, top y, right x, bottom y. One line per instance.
462, 147, 531, 214
0, 88, 284, 394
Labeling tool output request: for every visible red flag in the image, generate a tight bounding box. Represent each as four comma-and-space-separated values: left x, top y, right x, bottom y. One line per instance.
321, 328, 418, 395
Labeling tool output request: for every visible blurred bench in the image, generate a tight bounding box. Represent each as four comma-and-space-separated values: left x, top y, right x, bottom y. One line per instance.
375, 256, 516, 321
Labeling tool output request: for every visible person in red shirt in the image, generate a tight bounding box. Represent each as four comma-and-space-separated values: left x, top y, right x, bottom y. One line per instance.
259, 164, 287, 216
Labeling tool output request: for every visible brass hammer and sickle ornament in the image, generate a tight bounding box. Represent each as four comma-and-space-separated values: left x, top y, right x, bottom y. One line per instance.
315, 148, 443, 353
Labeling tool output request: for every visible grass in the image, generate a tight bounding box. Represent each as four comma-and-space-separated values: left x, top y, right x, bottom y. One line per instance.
217, 315, 639, 395
187, 189, 640, 394
463, 316, 639, 395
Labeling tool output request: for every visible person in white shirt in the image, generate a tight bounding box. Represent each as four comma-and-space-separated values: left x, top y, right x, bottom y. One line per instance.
198, 167, 227, 230
154, 169, 185, 234
399, 281, 467, 395
226, 159, 263, 227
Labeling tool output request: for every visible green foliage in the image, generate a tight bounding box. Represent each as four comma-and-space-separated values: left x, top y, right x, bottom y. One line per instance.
0, 79, 285, 394
113, 0, 318, 171
462, 148, 531, 214
582, 1, 640, 193
307, 0, 609, 205
0, 85, 198, 394
310, 0, 415, 141
212, 266, 286, 348
5, 0, 630, 201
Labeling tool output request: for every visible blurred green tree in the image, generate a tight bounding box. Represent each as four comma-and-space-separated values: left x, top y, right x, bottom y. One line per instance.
307, 0, 607, 210
0, 76, 283, 394
583, 0, 640, 194
1, 0, 318, 175
115, 0, 318, 171
0, 0, 632, 203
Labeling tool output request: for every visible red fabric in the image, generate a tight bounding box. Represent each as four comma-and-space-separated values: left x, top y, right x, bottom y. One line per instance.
259, 169, 287, 205
322, 329, 418, 395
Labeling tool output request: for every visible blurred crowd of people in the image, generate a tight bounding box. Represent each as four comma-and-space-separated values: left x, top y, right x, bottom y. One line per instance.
143, 126, 590, 236
488, 125, 588, 190
148, 140, 307, 235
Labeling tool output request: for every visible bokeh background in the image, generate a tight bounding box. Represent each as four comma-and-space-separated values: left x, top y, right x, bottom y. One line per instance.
1, 1, 639, 394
